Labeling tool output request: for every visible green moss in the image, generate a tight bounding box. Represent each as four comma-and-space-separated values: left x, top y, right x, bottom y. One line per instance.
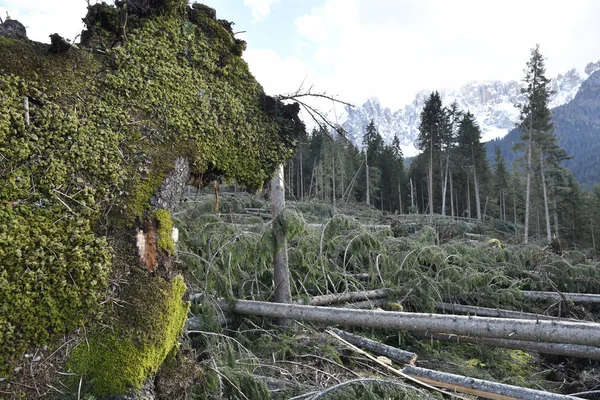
70, 275, 189, 397
154, 209, 175, 254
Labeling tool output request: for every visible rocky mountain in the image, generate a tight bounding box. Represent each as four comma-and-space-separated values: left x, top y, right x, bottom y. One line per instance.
340, 61, 600, 157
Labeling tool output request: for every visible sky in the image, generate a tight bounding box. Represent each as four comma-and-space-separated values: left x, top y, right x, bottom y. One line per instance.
2, 0, 600, 113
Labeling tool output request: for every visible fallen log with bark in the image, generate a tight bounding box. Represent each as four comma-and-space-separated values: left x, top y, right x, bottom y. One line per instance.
215, 299, 600, 347
329, 328, 417, 365
521, 291, 600, 304
402, 365, 583, 400
435, 303, 579, 321
415, 332, 600, 361
297, 289, 389, 306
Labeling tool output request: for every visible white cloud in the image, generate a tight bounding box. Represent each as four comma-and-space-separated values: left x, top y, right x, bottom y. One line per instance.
290, 0, 600, 110
243, 0, 279, 22
0, 0, 89, 43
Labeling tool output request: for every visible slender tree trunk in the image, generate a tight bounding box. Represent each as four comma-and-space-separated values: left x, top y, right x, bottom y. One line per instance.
441, 149, 450, 216
449, 172, 454, 219
539, 153, 551, 243
552, 190, 559, 239
365, 151, 370, 205
332, 142, 336, 215
429, 136, 434, 215
592, 218, 596, 251
410, 178, 414, 212
398, 176, 403, 213
473, 152, 481, 221
300, 147, 304, 200
271, 165, 291, 323
466, 175, 471, 219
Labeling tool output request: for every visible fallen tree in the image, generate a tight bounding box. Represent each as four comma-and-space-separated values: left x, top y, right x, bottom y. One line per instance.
402, 365, 582, 400
521, 291, 600, 304
297, 289, 390, 306
415, 333, 600, 361
329, 328, 417, 365
215, 299, 600, 347
435, 303, 578, 321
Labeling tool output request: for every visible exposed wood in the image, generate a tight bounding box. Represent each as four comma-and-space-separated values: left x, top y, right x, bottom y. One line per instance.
343, 299, 387, 309
271, 165, 291, 326
23, 97, 29, 126
297, 289, 389, 306
435, 303, 579, 322
416, 332, 600, 361
215, 299, 600, 347
402, 366, 581, 400
329, 328, 417, 365
521, 291, 600, 304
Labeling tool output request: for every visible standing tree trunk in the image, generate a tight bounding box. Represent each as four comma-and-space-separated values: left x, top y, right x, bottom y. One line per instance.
449, 172, 454, 219
441, 149, 450, 216
428, 132, 434, 215
539, 153, 551, 243
466, 175, 471, 219
472, 149, 481, 221
332, 142, 336, 215
365, 151, 370, 206
271, 165, 291, 324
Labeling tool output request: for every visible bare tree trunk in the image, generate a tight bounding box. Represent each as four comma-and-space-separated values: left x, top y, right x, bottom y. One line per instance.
330, 328, 417, 364
298, 289, 389, 306
402, 366, 580, 400
442, 148, 451, 216
466, 175, 471, 219
521, 290, 600, 304
398, 175, 403, 213
332, 143, 336, 215
216, 299, 600, 346
592, 218, 596, 251
429, 137, 434, 215
472, 149, 481, 221
539, 153, 551, 243
300, 147, 304, 200
553, 191, 559, 239
271, 165, 291, 325
435, 303, 575, 321
365, 151, 370, 206
410, 178, 415, 212
449, 172, 454, 220
308, 157, 317, 198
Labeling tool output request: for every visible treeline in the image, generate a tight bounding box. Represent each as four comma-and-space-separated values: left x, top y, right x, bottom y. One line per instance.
282, 46, 600, 251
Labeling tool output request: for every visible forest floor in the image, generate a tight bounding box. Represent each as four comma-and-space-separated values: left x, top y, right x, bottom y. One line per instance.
172, 190, 600, 400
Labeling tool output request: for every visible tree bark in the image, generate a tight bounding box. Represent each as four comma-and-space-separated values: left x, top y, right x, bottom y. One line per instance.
450, 172, 454, 219
402, 366, 580, 400
472, 148, 481, 221
215, 299, 600, 347
521, 290, 600, 304
271, 165, 291, 323
429, 132, 434, 215
330, 328, 417, 364
539, 152, 551, 243
298, 289, 389, 306
365, 151, 370, 205
416, 332, 600, 361
434, 303, 576, 321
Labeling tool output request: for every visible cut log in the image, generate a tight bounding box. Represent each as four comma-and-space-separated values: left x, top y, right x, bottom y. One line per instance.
402, 365, 583, 400
521, 291, 600, 304
215, 299, 600, 347
297, 289, 389, 306
435, 303, 579, 321
416, 332, 600, 361
329, 328, 417, 365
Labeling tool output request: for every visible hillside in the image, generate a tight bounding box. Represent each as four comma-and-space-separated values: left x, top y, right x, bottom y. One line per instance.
486, 69, 600, 187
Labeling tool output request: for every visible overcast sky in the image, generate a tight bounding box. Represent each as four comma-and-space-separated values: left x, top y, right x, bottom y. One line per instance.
2, 0, 600, 111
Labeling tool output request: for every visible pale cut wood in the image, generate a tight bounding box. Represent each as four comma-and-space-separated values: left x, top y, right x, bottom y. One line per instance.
298, 289, 389, 306
435, 303, 579, 322
521, 291, 600, 304
402, 365, 582, 400
215, 299, 600, 347
329, 328, 417, 365
416, 332, 600, 361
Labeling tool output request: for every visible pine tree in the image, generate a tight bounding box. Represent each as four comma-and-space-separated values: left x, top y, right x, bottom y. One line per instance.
516, 44, 554, 244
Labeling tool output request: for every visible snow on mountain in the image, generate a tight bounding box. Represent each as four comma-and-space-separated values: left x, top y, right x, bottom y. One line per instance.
340, 61, 600, 157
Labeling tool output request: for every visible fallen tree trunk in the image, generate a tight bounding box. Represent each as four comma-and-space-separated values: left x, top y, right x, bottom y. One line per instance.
402, 365, 582, 400
435, 303, 577, 321
416, 332, 600, 361
343, 299, 388, 309
521, 291, 600, 304
215, 299, 600, 347
329, 328, 417, 365
297, 289, 389, 306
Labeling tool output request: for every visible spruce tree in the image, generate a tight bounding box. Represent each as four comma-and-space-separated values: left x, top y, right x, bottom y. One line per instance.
516, 44, 554, 243
417, 91, 445, 215
457, 112, 486, 220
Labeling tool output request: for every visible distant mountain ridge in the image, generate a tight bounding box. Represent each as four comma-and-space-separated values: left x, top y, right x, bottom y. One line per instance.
486, 69, 600, 188
340, 60, 600, 157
